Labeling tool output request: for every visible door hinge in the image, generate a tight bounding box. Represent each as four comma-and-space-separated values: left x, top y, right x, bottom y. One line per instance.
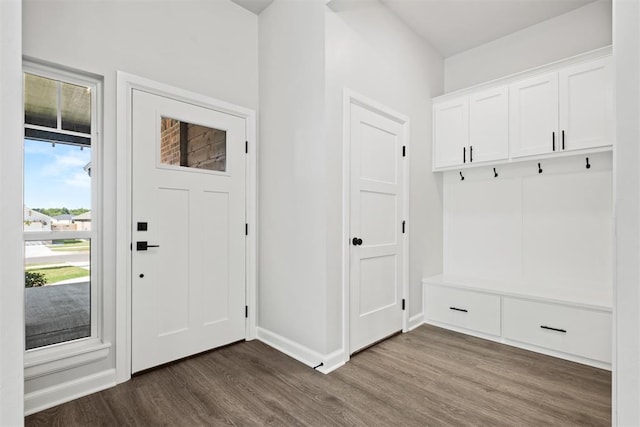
130, 242, 132, 251
402, 146, 406, 157
402, 299, 406, 311
245, 305, 248, 318
245, 140, 248, 154
402, 220, 406, 234
245, 223, 248, 236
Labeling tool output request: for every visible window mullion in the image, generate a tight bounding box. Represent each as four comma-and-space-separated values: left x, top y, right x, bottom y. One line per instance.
25, 123, 92, 139
56, 80, 62, 131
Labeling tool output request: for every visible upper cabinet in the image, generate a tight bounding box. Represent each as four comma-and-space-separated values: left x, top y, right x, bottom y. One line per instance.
433, 97, 468, 168
433, 85, 508, 169
509, 72, 559, 158
433, 53, 612, 171
510, 57, 612, 159
469, 86, 509, 164
559, 57, 613, 152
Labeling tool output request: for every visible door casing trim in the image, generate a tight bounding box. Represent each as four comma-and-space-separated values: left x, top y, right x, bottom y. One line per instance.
341, 88, 410, 365
115, 72, 257, 383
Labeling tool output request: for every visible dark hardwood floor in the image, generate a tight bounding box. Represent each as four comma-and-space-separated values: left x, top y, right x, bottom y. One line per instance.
26, 324, 611, 426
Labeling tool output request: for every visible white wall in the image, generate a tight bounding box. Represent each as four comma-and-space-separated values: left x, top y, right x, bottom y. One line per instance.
324, 1, 444, 347
22, 0, 258, 412
258, 0, 443, 363
613, 0, 640, 423
444, 0, 612, 92
0, 0, 25, 424
258, 0, 329, 356
23, 1, 258, 109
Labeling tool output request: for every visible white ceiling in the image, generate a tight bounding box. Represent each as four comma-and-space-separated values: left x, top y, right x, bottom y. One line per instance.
231, 0, 599, 57
232, 0, 274, 15
381, 0, 599, 57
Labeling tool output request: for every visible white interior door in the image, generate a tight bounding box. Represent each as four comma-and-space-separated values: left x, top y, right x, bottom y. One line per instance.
131, 89, 246, 373
349, 102, 405, 354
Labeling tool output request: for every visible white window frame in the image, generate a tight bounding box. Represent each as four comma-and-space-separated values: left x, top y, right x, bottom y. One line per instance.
23, 61, 110, 379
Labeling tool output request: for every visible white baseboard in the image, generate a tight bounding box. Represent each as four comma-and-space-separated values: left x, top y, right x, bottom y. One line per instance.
317, 349, 346, 374
256, 327, 347, 375
408, 313, 424, 331
424, 320, 612, 371
24, 369, 116, 416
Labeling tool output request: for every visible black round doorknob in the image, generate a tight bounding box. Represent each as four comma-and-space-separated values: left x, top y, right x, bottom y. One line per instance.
352, 237, 363, 246
139, 273, 144, 278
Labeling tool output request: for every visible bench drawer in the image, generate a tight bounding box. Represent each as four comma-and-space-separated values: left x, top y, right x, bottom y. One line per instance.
503, 297, 611, 363
425, 285, 501, 336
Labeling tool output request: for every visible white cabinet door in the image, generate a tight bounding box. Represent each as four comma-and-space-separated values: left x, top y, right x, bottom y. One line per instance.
425, 285, 501, 336
433, 97, 468, 169
509, 72, 559, 158
469, 86, 509, 164
559, 57, 613, 152
503, 298, 611, 363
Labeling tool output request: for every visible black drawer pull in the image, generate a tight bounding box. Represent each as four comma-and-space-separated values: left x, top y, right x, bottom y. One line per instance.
540, 325, 566, 333
449, 307, 468, 313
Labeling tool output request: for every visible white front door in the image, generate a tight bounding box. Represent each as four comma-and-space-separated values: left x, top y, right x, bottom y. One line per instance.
349, 102, 405, 354
131, 89, 246, 373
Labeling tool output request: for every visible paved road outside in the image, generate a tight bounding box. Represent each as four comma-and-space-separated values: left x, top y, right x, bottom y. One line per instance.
26, 253, 89, 265
25, 242, 89, 265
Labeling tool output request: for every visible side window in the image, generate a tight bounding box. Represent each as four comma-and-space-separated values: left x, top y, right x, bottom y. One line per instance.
23, 67, 99, 350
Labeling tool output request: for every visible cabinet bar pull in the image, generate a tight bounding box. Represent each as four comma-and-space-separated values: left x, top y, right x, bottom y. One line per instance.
449, 307, 468, 313
470, 145, 473, 162
540, 325, 566, 333
463, 146, 466, 163
562, 130, 565, 150
552, 131, 556, 151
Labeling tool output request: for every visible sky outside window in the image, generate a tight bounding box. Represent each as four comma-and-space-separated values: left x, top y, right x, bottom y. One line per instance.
23, 139, 91, 209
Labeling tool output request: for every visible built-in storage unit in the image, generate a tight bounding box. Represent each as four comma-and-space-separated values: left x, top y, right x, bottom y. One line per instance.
432, 50, 612, 171
428, 48, 613, 369
433, 85, 509, 169
502, 297, 611, 363
424, 276, 612, 368
510, 57, 612, 158
424, 285, 501, 336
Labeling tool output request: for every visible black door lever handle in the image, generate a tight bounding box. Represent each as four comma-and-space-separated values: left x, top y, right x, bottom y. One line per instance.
137, 241, 160, 251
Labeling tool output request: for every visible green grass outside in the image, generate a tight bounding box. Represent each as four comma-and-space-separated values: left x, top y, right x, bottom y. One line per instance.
47, 241, 90, 252
28, 265, 89, 285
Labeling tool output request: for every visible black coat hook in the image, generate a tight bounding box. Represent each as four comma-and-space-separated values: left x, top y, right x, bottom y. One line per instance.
459, 171, 465, 181
586, 157, 591, 169
493, 167, 498, 178
538, 162, 543, 174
